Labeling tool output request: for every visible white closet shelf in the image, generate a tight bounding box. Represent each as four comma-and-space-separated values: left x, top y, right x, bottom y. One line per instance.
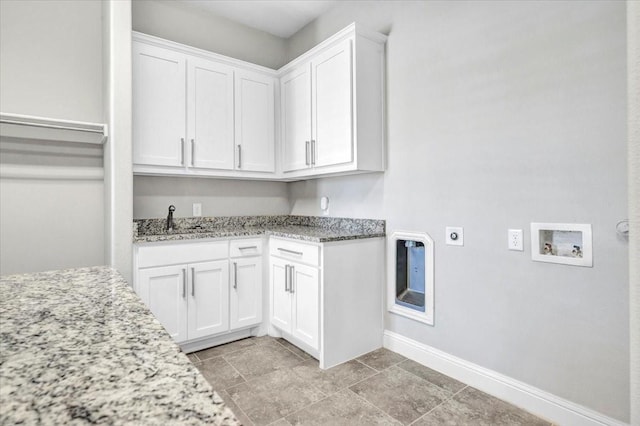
0, 112, 108, 145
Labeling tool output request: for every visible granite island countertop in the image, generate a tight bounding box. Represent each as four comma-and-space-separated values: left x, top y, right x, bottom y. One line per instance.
134, 215, 386, 244
0, 266, 239, 425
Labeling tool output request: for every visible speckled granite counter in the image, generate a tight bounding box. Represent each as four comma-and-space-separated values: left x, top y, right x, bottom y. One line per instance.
0, 266, 239, 425
134, 215, 385, 243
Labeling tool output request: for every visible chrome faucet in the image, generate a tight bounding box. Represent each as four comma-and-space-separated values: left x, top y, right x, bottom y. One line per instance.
166, 205, 176, 231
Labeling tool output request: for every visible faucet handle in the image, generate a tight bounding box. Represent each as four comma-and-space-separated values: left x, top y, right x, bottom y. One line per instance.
168, 205, 176, 213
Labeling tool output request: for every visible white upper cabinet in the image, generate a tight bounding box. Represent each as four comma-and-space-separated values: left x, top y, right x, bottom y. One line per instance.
235, 70, 275, 172
132, 23, 386, 181
133, 43, 186, 167
312, 39, 353, 169
132, 32, 277, 179
279, 24, 387, 179
187, 57, 235, 171
281, 65, 312, 172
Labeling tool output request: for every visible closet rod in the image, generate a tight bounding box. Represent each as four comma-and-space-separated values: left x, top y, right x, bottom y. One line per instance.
0, 118, 104, 134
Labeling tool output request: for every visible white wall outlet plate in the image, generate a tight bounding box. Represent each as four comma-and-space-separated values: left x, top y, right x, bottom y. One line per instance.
508, 229, 524, 251
192, 203, 202, 217
320, 196, 329, 212
445, 226, 464, 246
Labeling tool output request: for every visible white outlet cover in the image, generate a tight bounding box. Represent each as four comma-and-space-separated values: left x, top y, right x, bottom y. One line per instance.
445, 226, 464, 246
192, 203, 202, 217
320, 196, 329, 211
508, 229, 524, 251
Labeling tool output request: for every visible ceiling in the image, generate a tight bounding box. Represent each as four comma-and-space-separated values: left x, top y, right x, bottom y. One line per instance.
176, 1, 338, 38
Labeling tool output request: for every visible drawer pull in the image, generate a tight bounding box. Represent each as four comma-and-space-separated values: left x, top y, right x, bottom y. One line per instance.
278, 247, 303, 256
238, 245, 258, 250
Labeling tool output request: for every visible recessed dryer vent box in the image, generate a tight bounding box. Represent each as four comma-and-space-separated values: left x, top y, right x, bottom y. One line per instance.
530, 223, 592, 267
388, 231, 435, 325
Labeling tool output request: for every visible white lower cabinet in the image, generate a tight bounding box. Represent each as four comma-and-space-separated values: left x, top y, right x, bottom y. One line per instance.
134, 239, 263, 347
188, 260, 229, 340
291, 263, 320, 350
269, 236, 384, 369
230, 256, 263, 330
270, 258, 320, 350
138, 264, 189, 342
135, 234, 383, 368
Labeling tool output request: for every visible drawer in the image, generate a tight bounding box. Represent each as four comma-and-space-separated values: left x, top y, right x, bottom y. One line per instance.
137, 241, 229, 268
269, 237, 320, 267
230, 238, 263, 257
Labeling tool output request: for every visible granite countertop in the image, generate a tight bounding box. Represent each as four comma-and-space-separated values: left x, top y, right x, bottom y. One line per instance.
0, 266, 239, 425
134, 215, 386, 244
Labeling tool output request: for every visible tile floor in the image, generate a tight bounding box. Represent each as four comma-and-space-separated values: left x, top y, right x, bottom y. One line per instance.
189, 336, 551, 426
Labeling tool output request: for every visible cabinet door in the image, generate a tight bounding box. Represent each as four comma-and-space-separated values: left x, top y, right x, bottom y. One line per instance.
270, 257, 292, 333
235, 70, 275, 172
138, 265, 188, 343
280, 65, 312, 172
133, 42, 186, 167
291, 263, 320, 350
312, 39, 354, 168
187, 260, 229, 340
187, 57, 234, 170
230, 257, 263, 330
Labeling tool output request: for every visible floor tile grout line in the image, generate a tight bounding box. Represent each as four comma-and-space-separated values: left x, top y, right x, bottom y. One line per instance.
407, 385, 469, 426
220, 355, 250, 387
220, 390, 255, 426
272, 337, 310, 361
344, 387, 404, 425
349, 362, 467, 426
195, 341, 257, 363
274, 389, 334, 424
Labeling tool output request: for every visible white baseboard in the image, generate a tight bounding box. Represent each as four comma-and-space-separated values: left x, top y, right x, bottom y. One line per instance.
383, 330, 628, 426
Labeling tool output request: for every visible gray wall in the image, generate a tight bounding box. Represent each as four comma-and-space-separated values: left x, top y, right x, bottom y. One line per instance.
134, 176, 290, 219
132, 0, 286, 69
0, 0, 105, 275
287, 1, 629, 421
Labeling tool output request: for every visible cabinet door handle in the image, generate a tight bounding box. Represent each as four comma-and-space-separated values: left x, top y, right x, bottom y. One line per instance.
191, 139, 195, 166
290, 265, 295, 294
311, 139, 317, 165
284, 264, 290, 292
191, 267, 195, 297
233, 262, 238, 290
237, 145, 242, 169
278, 247, 303, 256
180, 138, 185, 165
305, 141, 310, 165
182, 268, 186, 298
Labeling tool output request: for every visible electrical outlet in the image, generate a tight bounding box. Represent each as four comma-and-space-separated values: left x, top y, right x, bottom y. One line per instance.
508, 229, 524, 251
192, 203, 202, 217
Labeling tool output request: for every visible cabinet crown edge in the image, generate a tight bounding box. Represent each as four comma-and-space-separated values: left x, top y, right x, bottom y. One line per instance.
277, 22, 387, 75
132, 31, 278, 77
132, 21, 387, 78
